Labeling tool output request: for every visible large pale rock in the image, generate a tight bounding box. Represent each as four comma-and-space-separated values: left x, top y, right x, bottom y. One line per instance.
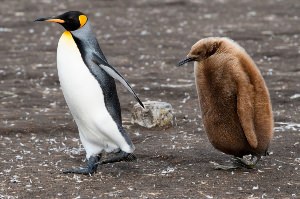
131, 101, 174, 128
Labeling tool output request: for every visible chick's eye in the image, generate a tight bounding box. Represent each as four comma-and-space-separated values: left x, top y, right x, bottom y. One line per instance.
196, 51, 202, 56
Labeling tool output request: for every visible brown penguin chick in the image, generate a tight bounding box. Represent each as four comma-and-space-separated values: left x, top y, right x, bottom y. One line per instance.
178, 37, 273, 169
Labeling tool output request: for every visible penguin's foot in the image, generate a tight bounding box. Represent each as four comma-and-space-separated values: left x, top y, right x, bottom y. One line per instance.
211, 155, 261, 170
211, 161, 239, 170
63, 155, 100, 175
100, 151, 137, 165
232, 155, 261, 169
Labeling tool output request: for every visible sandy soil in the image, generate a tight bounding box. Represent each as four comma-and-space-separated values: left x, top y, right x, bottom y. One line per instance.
0, 0, 299, 198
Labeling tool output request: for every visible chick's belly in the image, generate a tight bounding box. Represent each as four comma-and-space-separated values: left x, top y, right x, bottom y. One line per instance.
202, 107, 248, 151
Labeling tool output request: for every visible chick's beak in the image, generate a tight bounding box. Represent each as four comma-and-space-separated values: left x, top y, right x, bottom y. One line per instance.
177, 56, 197, 67
34, 17, 65, 24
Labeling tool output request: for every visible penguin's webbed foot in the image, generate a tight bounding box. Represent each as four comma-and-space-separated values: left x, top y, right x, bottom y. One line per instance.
100, 151, 137, 165
212, 155, 261, 170
211, 161, 239, 170
232, 155, 261, 169
63, 155, 100, 175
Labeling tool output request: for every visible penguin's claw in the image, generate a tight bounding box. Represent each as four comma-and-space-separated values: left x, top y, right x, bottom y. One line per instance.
63, 155, 100, 175
100, 151, 137, 165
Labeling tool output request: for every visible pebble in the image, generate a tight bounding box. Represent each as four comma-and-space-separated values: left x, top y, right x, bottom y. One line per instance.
131, 101, 174, 129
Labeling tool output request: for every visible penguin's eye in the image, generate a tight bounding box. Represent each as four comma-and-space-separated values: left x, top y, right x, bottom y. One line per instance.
68, 16, 76, 22
194, 50, 204, 57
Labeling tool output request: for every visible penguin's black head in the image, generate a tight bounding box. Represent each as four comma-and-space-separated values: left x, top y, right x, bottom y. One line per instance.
35, 11, 88, 31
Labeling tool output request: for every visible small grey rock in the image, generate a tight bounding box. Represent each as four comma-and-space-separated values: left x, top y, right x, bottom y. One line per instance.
131, 101, 174, 129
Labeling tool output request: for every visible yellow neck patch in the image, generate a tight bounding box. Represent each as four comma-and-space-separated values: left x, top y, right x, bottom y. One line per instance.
79, 15, 88, 28
61, 31, 74, 45
63, 31, 72, 39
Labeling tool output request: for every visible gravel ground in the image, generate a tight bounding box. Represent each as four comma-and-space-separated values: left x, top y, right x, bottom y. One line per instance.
0, 0, 299, 198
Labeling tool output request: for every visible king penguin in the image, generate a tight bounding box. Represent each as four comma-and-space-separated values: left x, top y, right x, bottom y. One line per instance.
178, 37, 273, 169
35, 11, 144, 175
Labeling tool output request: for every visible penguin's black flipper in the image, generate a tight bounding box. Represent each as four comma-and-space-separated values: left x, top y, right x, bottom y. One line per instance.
63, 155, 100, 175
92, 53, 144, 108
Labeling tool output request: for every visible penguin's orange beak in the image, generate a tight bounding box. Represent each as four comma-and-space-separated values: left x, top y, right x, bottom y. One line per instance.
34, 17, 65, 24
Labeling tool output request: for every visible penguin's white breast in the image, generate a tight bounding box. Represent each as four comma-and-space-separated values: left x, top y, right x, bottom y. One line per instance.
56, 31, 133, 156
56, 31, 117, 137
56, 31, 105, 119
